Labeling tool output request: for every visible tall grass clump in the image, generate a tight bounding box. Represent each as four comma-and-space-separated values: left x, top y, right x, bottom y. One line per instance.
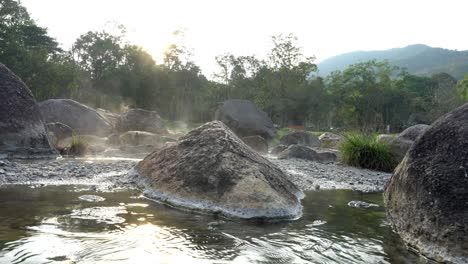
69, 136, 88, 156
340, 133, 398, 172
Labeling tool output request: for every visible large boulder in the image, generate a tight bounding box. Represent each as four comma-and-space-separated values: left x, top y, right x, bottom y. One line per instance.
46, 122, 73, 145
277, 145, 337, 163
134, 121, 303, 219
119, 131, 162, 146
241, 135, 268, 154
280, 131, 320, 147
0, 63, 57, 159
96, 108, 119, 128
214, 99, 276, 140
399, 124, 430, 141
376, 134, 413, 160
39, 99, 111, 136
319, 132, 345, 149
115, 108, 167, 134
384, 103, 468, 263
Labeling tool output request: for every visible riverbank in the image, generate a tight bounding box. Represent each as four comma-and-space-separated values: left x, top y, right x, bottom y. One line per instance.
0, 155, 391, 193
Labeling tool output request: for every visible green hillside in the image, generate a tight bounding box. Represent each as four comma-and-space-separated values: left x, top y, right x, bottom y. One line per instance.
318, 44, 468, 79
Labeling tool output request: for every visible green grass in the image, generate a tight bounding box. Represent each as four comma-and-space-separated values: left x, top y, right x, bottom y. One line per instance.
69, 136, 88, 156
340, 133, 398, 172
271, 128, 292, 146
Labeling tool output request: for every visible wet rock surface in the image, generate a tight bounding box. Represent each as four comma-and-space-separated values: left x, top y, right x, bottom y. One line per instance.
347, 200, 379, 208
384, 103, 468, 263
0, 63, 57, 159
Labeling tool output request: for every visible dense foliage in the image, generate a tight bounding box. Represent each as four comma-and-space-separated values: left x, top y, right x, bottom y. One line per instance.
340, 134, 398, 172
1, 0, 467, 131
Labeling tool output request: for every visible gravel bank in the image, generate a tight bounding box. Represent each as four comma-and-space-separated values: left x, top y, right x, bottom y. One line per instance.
0, 155, 391, 193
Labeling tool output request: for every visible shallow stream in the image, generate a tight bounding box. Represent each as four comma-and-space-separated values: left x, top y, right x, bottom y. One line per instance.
0, 185, 434, 263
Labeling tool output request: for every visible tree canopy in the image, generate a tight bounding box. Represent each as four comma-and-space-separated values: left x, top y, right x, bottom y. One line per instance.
0, 0, 466, 131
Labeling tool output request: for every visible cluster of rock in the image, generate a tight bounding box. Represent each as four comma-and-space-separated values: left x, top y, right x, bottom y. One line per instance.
271, 131, 343, 164
37, 99, 174, 156
2, 62, 465, 262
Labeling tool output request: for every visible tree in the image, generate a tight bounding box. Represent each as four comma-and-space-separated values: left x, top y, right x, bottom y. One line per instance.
0, 0, 78, 100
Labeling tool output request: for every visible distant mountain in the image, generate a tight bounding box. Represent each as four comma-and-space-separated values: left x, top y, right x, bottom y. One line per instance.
317, 44, 468, 79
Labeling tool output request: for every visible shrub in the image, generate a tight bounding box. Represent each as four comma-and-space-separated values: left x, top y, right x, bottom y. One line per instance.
68, 136, 88, 156
340, 133, 398, 172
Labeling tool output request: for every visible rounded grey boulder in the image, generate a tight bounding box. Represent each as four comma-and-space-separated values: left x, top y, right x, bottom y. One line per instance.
134, 121, 303, 219
215, 99, 276, 140
319, 132, 345, 149
39, 99, 111, 136
0, 63, 57, 159
384, 103, 468, 263
280, 131, 320, 147
277, 145, 337, 163
116, 108, 167, 134
398, 124, 430, 141
46, 122, 73, 144
376, 134, 413, 160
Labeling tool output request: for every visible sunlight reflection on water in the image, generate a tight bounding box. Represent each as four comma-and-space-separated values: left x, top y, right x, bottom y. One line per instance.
0, 185, 434, 264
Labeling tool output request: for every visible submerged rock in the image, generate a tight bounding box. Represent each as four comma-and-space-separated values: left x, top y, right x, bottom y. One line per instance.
280, 131, 320, 148
215, 99, 276, 139
0, 63, 57, 159
115, 108, 167, 134
134, 121, 303, 219
384, 103, 468, 263
79, 195, 106, 202
39, 99, 112, 137
347, 200, 379, 208
241, 135, 268, 154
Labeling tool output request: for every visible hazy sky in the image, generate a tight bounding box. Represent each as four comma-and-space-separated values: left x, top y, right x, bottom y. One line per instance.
22, 0, 468, 76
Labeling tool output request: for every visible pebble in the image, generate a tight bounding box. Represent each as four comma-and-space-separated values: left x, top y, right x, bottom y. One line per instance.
0, 156, 390, 194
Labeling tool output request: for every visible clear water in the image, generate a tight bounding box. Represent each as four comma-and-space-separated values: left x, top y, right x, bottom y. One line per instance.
0, 185, 433, 264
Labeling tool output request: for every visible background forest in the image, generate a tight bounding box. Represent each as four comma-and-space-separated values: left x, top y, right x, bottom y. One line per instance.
2, 0, 468, 132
